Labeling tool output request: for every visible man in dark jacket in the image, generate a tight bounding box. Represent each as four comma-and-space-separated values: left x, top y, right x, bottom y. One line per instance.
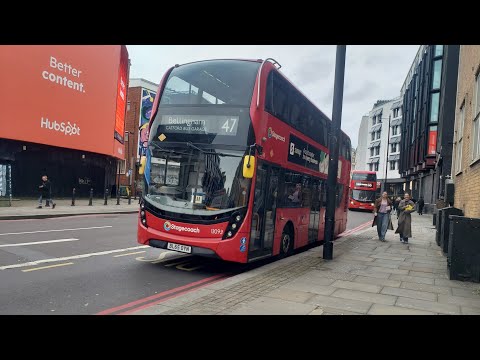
417, 196, 425, 215
37, 175, 56, 209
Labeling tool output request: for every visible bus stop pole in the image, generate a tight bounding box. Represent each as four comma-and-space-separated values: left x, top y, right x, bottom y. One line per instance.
323, 45, 346, 260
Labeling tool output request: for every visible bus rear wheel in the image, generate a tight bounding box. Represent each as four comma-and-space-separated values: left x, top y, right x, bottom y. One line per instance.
280, 227, 293, 257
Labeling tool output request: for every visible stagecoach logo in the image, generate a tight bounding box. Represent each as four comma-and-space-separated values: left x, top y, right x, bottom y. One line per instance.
164, 221, 172, 231
267, 127, 286, 142
163, 221, 200, 233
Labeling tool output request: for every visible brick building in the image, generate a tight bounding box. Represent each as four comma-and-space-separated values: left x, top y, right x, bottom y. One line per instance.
452, 46, 480, 218
118, 78, 158, 197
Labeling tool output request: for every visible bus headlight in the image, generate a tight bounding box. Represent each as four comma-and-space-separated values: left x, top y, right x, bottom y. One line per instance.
140, 205, 148, 227
371, 203, 374, 206
222, 210, 246, 240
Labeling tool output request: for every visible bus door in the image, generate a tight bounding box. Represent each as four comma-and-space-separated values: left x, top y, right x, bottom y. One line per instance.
308, 178, 320, 243
248, 163, 279, 261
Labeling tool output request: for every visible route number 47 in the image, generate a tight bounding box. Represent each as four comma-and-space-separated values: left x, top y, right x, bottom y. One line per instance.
221, 118, 237, 133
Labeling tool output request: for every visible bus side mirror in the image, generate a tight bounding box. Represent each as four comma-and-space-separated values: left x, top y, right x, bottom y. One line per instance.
243, 156, 255, 179
139, 156, 146, 175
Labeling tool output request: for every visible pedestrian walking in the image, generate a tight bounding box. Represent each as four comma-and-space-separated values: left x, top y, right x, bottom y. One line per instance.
395, 193, 415, 244
37, 175, 56, 209
394, 196, 401, 217
417, 196, 425, 215
372, 191, 393, 242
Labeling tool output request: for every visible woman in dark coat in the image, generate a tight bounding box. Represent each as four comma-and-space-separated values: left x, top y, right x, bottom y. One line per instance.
395, 193, 415, 244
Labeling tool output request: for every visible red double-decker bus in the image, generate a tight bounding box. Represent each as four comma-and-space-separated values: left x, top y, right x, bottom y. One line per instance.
137, 58, 352, 263
348, 170, 378, 211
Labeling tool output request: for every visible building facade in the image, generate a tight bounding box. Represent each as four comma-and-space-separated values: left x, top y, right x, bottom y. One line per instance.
399, 45, 460, 213
355, 99, 404, 196
118, 78, 159, 197
452, 46, 480, 218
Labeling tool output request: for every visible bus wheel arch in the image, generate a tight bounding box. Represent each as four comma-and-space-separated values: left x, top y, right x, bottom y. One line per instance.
280, 221, 294, 257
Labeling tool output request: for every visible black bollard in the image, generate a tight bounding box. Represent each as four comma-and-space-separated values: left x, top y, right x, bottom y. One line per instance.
104, 188, 108, 205
128, 187, 131, 205
116, 188, 120, 205
89, 188, 93, 206
71, 188, 76, 206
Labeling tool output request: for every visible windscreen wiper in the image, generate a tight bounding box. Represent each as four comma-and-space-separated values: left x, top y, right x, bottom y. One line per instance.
149, 141, 190, 156
186, 141, 243, 158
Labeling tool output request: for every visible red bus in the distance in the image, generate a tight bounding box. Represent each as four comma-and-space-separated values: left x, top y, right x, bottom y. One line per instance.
349, 170, 378, 211
137, 58, 352, 263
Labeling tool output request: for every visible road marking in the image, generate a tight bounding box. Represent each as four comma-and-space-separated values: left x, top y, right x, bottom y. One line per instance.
119, 274, 229, 315
22, 262, 74, 272
175, 263, 205, 272
135, 250, 187, 264
0, 226, 112, 236
113, 251, 146, 258
0, 238, 79, 247
338, 220, 372, 238
0, 245, 149, 270
163, 259, 191, 267
96, 274, 227, 315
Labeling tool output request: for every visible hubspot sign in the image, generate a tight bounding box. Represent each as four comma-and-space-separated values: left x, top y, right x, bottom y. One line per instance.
0, 45, 129, 159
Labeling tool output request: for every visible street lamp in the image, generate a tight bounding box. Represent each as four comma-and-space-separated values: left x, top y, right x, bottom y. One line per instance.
125, 130, 134, 204
382, 115, 391, 194
323, 45, 346, 260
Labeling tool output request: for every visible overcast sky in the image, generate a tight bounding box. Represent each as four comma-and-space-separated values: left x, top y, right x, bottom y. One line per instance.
126, 45, 419, 148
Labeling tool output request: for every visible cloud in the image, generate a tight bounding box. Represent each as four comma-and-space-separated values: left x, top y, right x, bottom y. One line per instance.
126, 45, 419, 148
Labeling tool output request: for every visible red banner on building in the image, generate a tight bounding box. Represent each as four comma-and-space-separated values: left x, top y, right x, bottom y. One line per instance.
428, 130, 437, 155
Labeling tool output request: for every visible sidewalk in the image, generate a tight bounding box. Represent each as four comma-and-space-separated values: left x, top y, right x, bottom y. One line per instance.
0, 198, 139, 220
133, 213, 480, 315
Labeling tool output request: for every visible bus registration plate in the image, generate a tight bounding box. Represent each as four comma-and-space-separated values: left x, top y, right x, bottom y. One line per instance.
167, 242, 192, 254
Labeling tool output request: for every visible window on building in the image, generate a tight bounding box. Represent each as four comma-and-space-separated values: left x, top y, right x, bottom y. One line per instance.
475, 72, 480, 120
432, 59, 443, 90
370, 147, 374, 157
375, 146, 380, 156
117, 160, 126, 175
127, 101, 131, 112
473, 117, 480, 161
374, 163, 379, 171
372, 116, 376, 125
430, 92, 440, 123
392, 125, 398, 135
376, 130, 381, 140
369, 163, 373, 171
393, 108, 399, 118
390, 161, 396, 170
473, 74, 480, 161
434, 45, 443, 57
455, 104, 464, 174
371, 132, 375, 141
391, 143, 397, 153
378, 114, 382, 123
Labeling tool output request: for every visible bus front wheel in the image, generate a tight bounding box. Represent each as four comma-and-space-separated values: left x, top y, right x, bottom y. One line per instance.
280, 227, 293, 257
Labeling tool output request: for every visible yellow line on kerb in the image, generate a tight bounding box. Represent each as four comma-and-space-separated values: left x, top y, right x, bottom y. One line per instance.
113, 251, 146, 258
22, 262, 74, 272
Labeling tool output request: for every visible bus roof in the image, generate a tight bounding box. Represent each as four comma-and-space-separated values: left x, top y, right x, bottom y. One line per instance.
168, 58, 351, 142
